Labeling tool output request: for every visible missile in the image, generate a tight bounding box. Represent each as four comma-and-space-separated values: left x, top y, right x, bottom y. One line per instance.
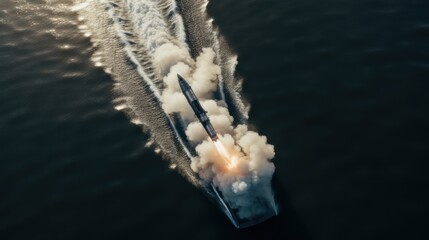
177, 74, 218, 141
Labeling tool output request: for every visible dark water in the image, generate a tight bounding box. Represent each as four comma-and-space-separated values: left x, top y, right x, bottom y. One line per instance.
1, 0, 428, 239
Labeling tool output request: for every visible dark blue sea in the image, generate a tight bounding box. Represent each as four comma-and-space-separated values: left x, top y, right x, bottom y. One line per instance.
1, 0, 428, 239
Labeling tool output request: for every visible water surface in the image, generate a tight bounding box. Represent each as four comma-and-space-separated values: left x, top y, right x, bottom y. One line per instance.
1, 0, 428, 239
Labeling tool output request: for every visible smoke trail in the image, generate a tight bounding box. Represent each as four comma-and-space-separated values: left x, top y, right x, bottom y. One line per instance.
74, 0, 277, 223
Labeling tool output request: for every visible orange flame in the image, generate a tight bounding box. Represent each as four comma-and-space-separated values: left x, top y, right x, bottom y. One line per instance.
213, 139, 238, 169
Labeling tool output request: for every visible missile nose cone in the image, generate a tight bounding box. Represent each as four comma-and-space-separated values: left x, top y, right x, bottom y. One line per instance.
177, 74, 190, 91
177, 74, 184, 83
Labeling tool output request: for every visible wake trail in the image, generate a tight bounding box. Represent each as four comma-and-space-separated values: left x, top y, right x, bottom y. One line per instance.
103, 0, 194, 158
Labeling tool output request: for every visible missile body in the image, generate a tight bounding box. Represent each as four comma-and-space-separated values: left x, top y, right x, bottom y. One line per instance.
177, 74, 218, 141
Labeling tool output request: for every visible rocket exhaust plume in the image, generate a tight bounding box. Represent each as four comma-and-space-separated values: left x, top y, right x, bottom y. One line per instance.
213, 139, 238, 170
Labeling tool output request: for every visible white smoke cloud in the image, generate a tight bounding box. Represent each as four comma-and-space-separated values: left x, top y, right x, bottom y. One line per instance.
152, 41, 277, 219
